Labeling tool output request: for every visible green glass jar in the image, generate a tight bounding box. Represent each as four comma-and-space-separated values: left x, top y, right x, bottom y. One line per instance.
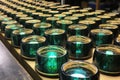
70, 6, 80, 9
62, 12, 72, 16
36, 45, 68, 77
72, 14, 85, 20
5, 24, 23, 39
39, 14, 52, 22
19, 17, 33, 25
86, 17, 101, 27
42, 9, 51, 14
67, 35, 93, 59
93, 44, 120, 75
50, 6, 57, 10
95, 10, 105, 15
57, 8, 67, 13
45, 28, 67, 47
15, 14, 28, 21
36, 7, 45, 12
1, 20, 17, 32
25, 19, 41, 29
46, 17, 59, 28
49, 10, 59, 16
79, 20, 96, 30
11, 28, 34, 47
60, 60, 99, 80
99, 24, 119, 38
68, 24, 88, 36
54, 14, 66, 20
64, 16, 79, 24
21, 35, 46, 60
31, 12, 43, 19
104, 13, 118, 19
57, 20, 73, 31
33, 22, 51, 36
83, 12, 95, 18
97, 15, 111, 23
89, 29, 113, 47
79, 9, 88, 13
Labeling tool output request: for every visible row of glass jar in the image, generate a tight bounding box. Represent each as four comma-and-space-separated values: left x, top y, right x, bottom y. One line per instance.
1, 0, 120, 79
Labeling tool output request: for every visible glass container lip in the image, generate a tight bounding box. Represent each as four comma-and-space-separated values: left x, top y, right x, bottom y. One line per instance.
54, 14, 66, 17
79, 9, 88, 13
64, 16, 78, 20
49, 10, 59, 13
45, 28, 65, 35
68, 35, 91, 44
33, 22, 51, 28
37, 45, 67, 57
99, 24, 118, 29
79, 20, 95, 24
26, 19, 41, 23
16, 14, 28, 17
12, 28, 33, 35
20, 17, 33, 20
86, 17, 101, 21
6, 24, 23, 29
95, 44, 120, 55
46, 17, 60, 21
2, 20, 17, 24
39, 14, 52, 17
90, 29, 113, 35
107, 20, 120, 25
72, 14, 85, 17
68, 24, 87, 30
32, 12, 43, 15
97, 15, 110, 19
95, 10, 105, 13
61, 60, 99, 78
57, 20, 73, 24
22, 35, 46, 44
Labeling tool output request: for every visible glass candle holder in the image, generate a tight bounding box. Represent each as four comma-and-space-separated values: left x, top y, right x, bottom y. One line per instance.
48, 10, 59, 16
15, 14, 28, 21
38, 14, 52, 22
79, 20, 96, 30
31, 12, 43, 19
64, 16, 79, 24
93, 44, 120, 75
72, 14, 85, 20
86, 17, 101, 27
54, 14, 66, 20
46, 17, 60, 28
99, 24, 119, 38
11, 28, 34, 48
60, 60, 99, 80
45, 28, 67, 47
1, 20, 17, 32
33, 22, 51, 36
25, 19, 41, 29
21, 35, 46, 60
62, 12, 72, 16
89, 29, 113, 47
97, 15, 111, 23
106, 20, 120, 32
68, 24, 88, 37
5, 24, 23, 39
67, 35, 93, 60
57, 20, 73, 31
35, 45, 68, 76
19, 17, 33, 25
